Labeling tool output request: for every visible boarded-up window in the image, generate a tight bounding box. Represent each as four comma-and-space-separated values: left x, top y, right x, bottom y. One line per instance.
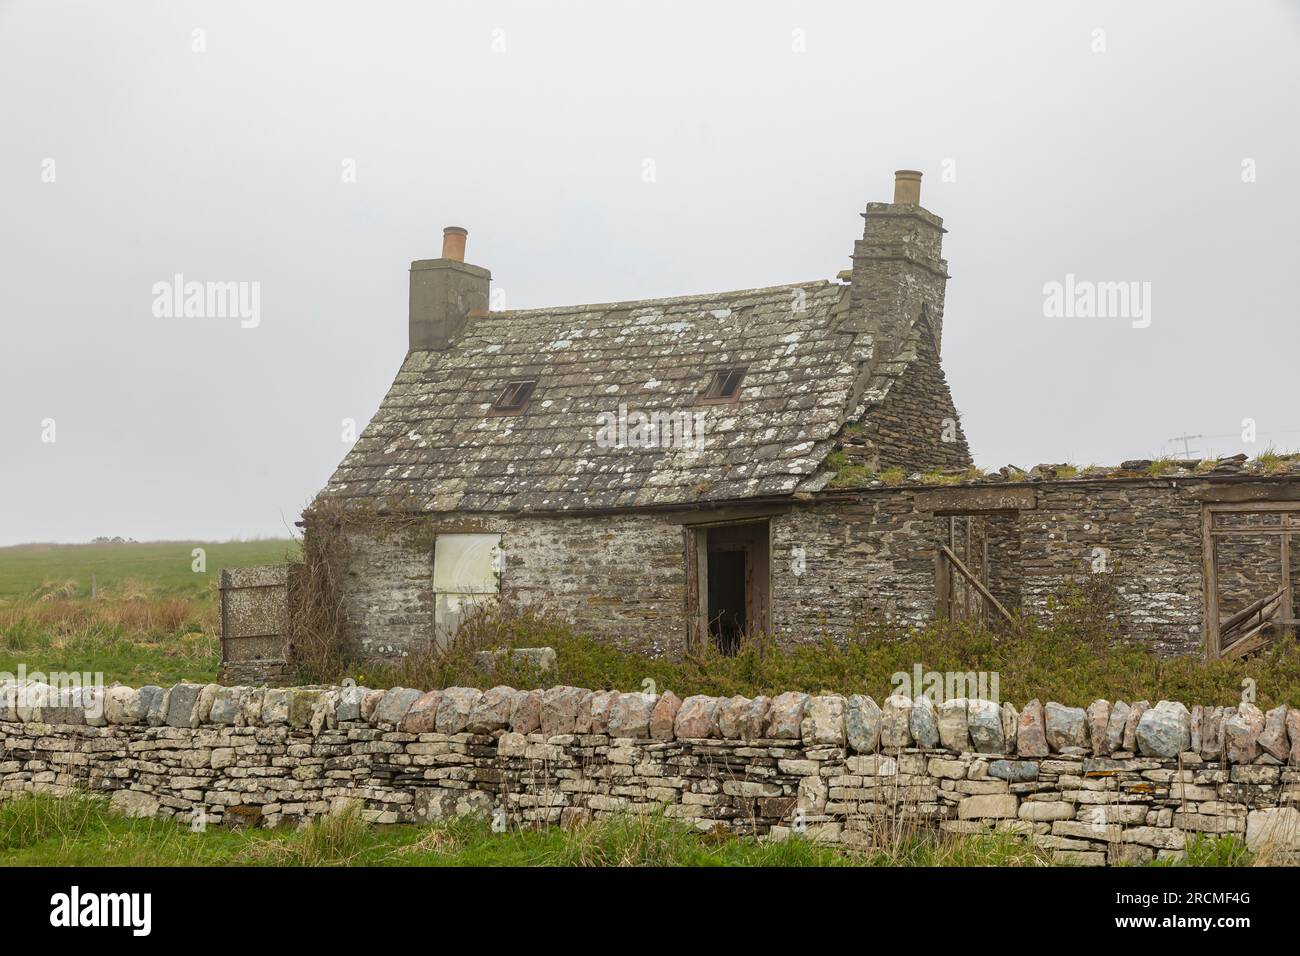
433, 533, 502, 645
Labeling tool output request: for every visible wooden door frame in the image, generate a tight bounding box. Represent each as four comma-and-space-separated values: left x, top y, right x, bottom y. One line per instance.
1202, 502, 1300, 658
684, 519, 771, 652
934, 511, 1009, 624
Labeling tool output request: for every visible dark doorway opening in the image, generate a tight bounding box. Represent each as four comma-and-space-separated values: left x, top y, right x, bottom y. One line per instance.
707, 550, 747, 655
686, 520, 771, 656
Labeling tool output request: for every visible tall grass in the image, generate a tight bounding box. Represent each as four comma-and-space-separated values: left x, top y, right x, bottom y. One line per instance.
0, 596, 218, 685
237, 804, 370, 866
0, 537, 294, 685
336, 593, 1300, 710
1169, 833, 1254, 867
0, 792, 108, 851
0, 792, 1267, 867
2, 596, 203, 636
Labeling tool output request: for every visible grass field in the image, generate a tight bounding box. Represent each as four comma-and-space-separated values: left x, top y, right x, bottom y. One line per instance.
0, 793, 857, 867
0, 792, 1254, 867
0, 539, 295, 685
0, 792, 1256, 867
0, 539, 298, 602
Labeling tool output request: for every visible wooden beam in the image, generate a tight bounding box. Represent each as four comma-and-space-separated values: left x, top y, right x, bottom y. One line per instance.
1221, 623, 1274, 660
1208, 527, 1291, 537
676, 505, 791, 527
1202, 504, 1220, 659
935, 548, 951, 621
1197, 485, 1300, 504
1219, 586, 1286, 636
938, 545, 1016, 628
1282, 531, 1293, 643
915, 487, 1037, 514
684, 527, 706, 653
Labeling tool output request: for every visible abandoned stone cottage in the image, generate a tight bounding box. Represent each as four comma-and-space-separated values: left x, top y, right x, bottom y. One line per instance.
264, 170, 1300, 669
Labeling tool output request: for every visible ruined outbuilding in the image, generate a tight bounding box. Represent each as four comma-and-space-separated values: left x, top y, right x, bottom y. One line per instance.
263, 170, 1299, 667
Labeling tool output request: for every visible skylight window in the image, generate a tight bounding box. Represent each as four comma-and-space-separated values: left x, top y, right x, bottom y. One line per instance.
492, 379, 536, 413
698, 367, 746, 404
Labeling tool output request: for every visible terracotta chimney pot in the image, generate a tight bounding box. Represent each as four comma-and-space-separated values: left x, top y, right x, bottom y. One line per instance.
893, 170, 922, 205
441, 226, 468, 262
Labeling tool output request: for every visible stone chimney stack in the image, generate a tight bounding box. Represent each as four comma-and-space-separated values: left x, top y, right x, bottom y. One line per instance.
847, 169, 949, 358
409, 226, 490, 351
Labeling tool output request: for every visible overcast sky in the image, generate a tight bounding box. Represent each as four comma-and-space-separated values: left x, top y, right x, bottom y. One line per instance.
2, 0, 1298, 545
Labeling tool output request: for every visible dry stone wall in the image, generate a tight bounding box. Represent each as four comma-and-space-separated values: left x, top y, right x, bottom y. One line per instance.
1017, 482, 1204, 655
3, 680, 1299, 866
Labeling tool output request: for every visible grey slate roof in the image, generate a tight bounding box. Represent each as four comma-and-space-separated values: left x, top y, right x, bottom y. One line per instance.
322, 279, 881, 512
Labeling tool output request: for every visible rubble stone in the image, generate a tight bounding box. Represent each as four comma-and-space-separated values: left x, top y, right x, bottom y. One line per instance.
846, 695, 881, 754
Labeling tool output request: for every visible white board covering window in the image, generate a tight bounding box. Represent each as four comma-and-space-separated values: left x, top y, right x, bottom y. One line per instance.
433, 533, 502, 644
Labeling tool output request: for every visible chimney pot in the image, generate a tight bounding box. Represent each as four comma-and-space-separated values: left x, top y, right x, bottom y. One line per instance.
441, 226, 468, 262
893, 170, 923, 205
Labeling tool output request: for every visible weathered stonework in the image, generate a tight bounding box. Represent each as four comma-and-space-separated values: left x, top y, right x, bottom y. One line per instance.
4, 680, 1298, 866
859, 311, 971, 473
768, 476, 1262, 657
291, 472, 1300, 664
331, 514, 686, 660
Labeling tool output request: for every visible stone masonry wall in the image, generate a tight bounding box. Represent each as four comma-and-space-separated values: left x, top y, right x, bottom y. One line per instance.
772, 478, 1209, 653
4, 680, 1300, 866
867, 316, 972, 473
1017, 481, 1204, 656
770, 499, 938, 637
333, 513, 685, 661
317, 478, 1278, 661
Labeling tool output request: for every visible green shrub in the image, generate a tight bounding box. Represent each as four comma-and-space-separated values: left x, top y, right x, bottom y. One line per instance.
318, 583, 1300, 708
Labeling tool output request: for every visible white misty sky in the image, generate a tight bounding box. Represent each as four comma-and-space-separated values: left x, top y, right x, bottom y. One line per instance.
2, 0, 1298, 545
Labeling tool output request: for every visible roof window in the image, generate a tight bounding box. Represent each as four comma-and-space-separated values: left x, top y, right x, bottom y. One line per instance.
697, 367, 746, 404
491, 379, 536, 413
